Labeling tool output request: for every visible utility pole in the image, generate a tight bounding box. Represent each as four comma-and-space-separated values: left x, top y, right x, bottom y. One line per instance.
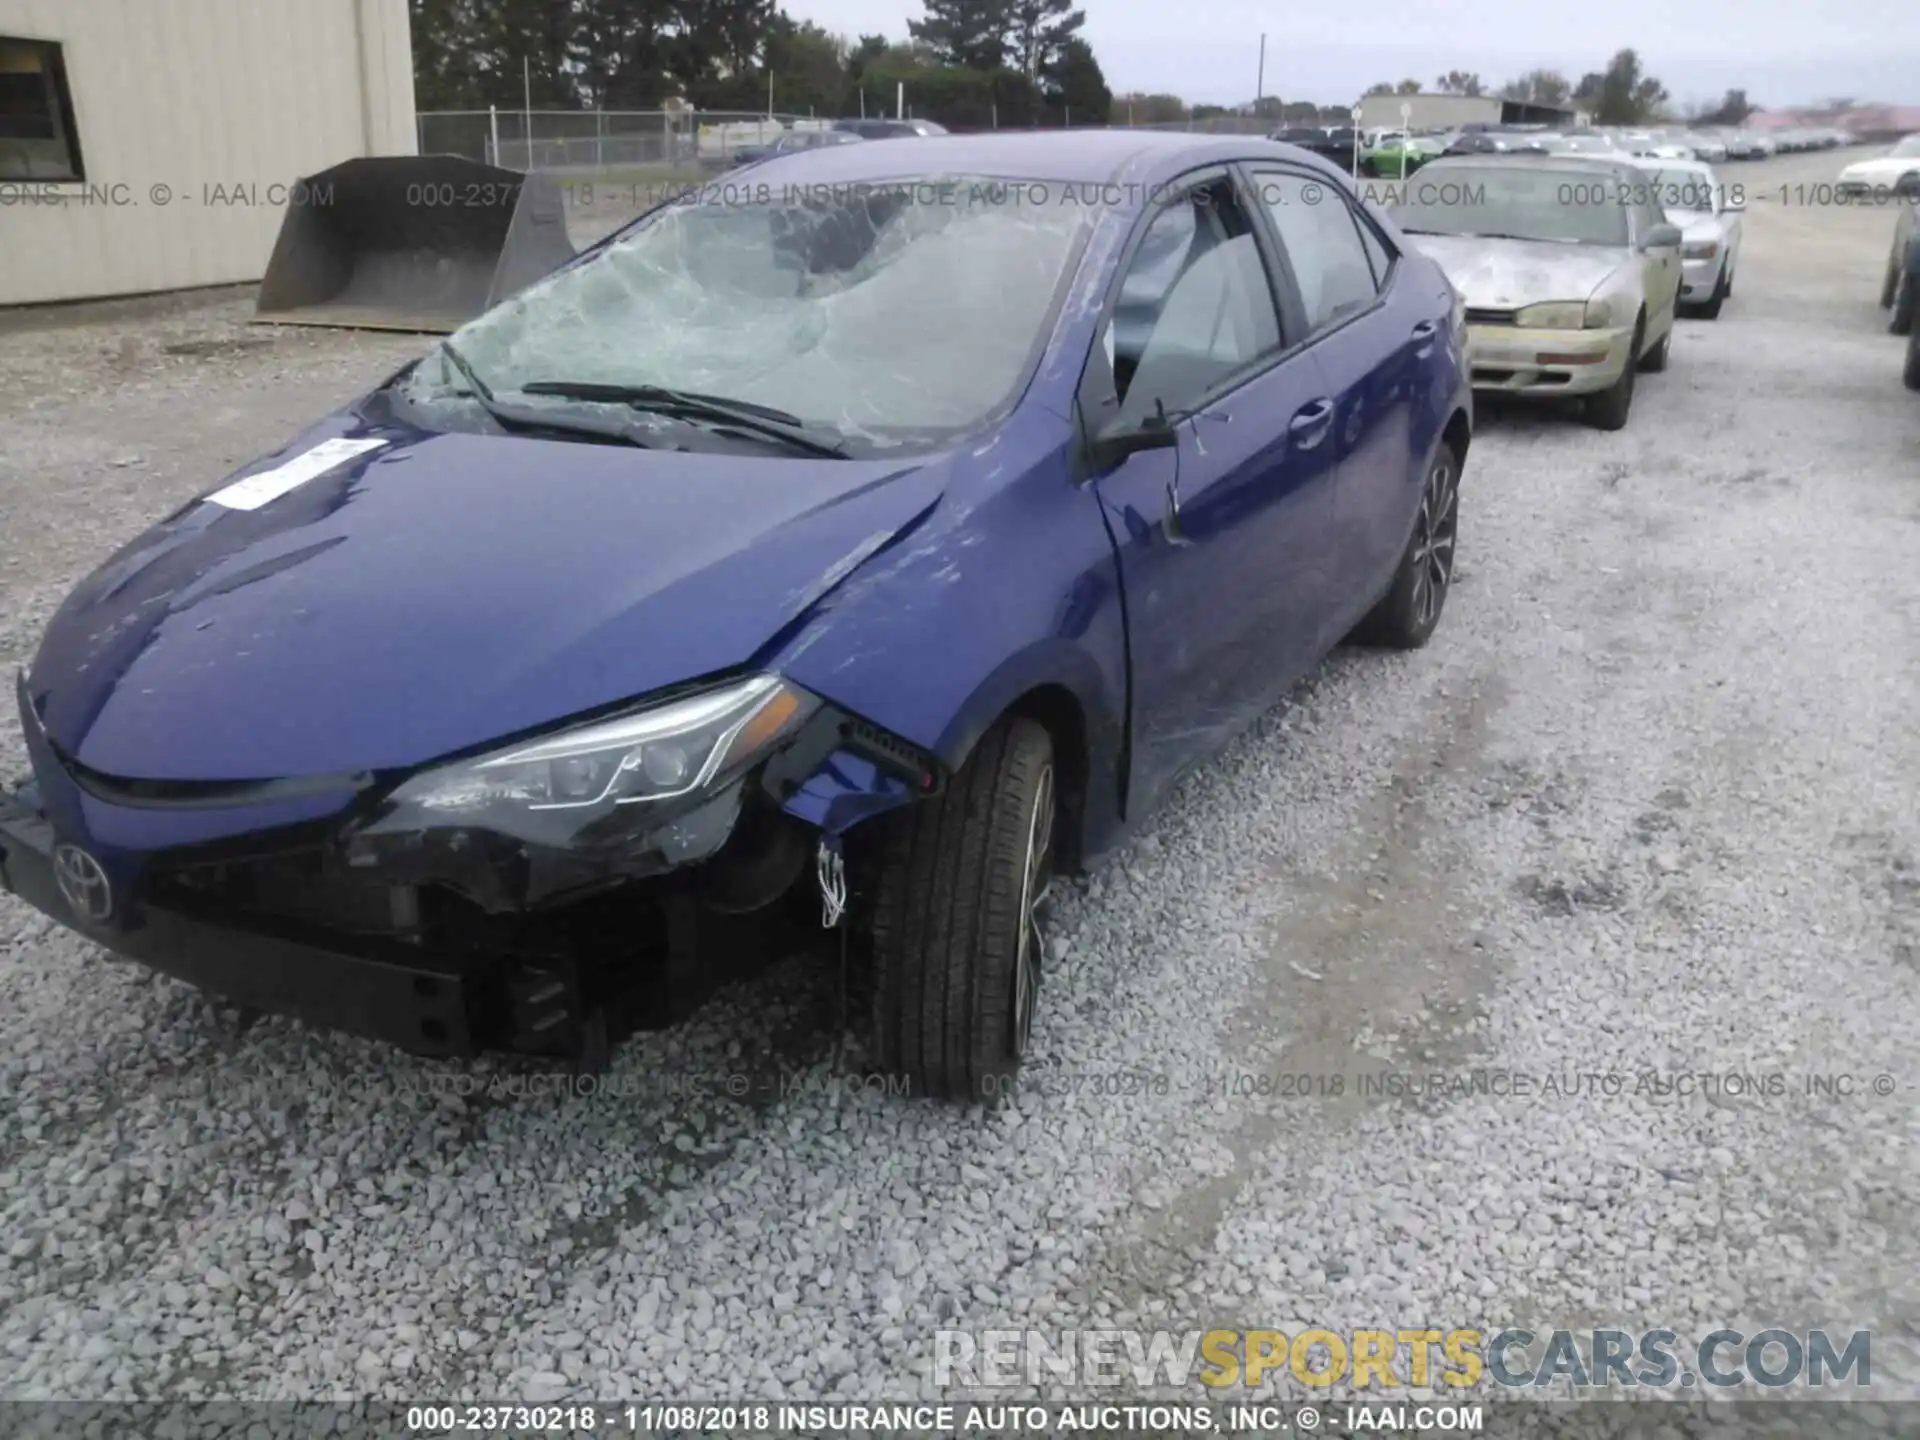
1256, 33, 1266, 112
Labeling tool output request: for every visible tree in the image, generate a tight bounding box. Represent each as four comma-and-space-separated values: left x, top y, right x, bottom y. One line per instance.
1008, 0, 1084, 83
1500, 68, 1571, 107
1042, 34, 1108, 121
909, 0, 1013, 71
846, 33, 891, 79
410, 0, 588, 108
1363, 81, 1396, 97
1435, 70, 1483, 96
1395, 78, 1422, 95
765, 16, 848, 113
1576, 48, 1667, 124
1696, 87, 1754, 125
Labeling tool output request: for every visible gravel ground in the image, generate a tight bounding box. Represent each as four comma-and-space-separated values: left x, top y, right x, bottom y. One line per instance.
0, 148, 1916, 1405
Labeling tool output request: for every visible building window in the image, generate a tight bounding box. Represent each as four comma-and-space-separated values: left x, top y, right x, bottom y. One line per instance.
0, 37, 84, 182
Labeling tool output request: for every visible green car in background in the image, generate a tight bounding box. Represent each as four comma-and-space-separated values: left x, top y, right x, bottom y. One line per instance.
1362, 132, 1446, 178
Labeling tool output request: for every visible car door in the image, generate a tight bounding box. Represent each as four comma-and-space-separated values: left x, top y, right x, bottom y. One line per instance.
1245, 166, 1420, 637
1634, 190, 1682, 336
1081, 169, 1341, 817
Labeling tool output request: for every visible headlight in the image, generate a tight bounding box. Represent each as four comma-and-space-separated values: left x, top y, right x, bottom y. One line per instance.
1582, 297, 1617, 329
1683, 240, 1719, 260
385, 674, 819, 820
1514, 301, 1588, 330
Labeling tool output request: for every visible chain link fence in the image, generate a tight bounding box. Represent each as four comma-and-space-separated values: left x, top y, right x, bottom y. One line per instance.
416, 109, 844, 173
415, 108, 1301, 175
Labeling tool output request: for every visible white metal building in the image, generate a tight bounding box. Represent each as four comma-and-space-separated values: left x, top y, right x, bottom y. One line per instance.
1356, 92, 1580, 134
0, 0, 416, 306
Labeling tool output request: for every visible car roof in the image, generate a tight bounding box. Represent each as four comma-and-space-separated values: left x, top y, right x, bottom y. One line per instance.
739, 129, 1345, 190
1419, 153, 1645, 176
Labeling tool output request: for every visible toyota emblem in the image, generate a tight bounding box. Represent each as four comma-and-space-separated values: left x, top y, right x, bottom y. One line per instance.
52, 843, 113, 923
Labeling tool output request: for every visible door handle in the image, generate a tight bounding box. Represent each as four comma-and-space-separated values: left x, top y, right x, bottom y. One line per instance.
1289, 398, 1334, 449
1410, 320, 1437, 339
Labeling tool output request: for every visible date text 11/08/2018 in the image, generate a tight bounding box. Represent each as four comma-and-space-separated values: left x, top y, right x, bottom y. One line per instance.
404, 1403, 1485, 1433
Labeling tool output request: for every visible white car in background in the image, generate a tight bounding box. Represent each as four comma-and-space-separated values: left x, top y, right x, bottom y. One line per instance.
1836, 135, 1920, 197
1628, 157, 1744, 317
1723, 131, 1776, 159
1629, 130, 1697, 160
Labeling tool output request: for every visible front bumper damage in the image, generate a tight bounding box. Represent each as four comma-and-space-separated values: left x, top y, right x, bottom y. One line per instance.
0, 699, 945, 1064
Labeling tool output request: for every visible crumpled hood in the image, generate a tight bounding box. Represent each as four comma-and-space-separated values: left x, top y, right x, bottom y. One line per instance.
29, 420, 945, 782
1405, 235, 1630, 309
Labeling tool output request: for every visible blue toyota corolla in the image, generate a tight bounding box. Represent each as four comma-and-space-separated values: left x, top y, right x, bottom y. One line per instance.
0, 132, 1470, 1102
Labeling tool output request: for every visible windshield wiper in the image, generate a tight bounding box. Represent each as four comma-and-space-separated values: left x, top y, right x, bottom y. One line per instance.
428, 344, 662, 449
517, 381, 849, 458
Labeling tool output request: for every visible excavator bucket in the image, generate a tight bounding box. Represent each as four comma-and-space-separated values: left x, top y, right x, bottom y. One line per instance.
253, 155, 575, 333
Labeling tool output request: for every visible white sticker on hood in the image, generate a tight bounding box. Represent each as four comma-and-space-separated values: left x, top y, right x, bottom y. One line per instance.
205, 437, 389, 511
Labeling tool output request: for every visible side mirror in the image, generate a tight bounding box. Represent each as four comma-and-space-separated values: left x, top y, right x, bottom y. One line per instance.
1087, 414, 1178, 472
1641, 222, 1684, 250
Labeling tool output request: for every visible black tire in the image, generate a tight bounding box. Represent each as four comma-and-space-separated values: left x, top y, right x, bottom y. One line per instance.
1905, 326, 1920, 392
1586, 321, 1641, 430
862, 715, 1055, 1103
1881, 255, 1900, 309
1693, 267, 1728, 320
1637, 323, 1671, 372
1891, 269, 1916, 337
1348, 441, 1461, 650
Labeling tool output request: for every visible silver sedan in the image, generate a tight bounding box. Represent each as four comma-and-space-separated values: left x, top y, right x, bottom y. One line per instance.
1627, 157, 1745, 318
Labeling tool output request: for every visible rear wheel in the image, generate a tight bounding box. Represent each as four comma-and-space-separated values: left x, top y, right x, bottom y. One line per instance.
862, 716, 1055, 1103
1905, 326, 1920, 392
1348, 442, 1461, 650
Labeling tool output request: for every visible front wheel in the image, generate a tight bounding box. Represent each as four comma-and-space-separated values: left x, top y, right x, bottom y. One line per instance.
1585, 350, 1638, 431
1348, 441, 1461, 650
1693, 266, 1728, 320
1891, 269, 1917, 337
861, 716, 1055, 1103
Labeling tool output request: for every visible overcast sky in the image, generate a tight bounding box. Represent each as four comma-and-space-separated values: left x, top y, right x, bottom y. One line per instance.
789, 0, 1920, 109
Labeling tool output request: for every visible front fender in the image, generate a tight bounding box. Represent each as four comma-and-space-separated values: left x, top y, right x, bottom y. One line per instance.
767, 413, 1129, 852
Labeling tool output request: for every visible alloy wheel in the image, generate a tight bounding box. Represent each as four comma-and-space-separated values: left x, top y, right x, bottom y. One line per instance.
1409, 459, 1459, 630
1011, 764, 1055, 1058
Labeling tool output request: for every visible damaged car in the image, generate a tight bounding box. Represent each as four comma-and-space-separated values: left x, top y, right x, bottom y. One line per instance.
1, 132, 1471, 1102
1389, 154, 1683, 429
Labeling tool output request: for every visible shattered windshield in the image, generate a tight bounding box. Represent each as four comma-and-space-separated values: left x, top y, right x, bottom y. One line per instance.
408, 177, 1089, 452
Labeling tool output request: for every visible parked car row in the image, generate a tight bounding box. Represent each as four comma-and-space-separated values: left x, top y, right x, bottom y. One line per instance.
1381, 147, 1745, 429
727, 116, 951, 168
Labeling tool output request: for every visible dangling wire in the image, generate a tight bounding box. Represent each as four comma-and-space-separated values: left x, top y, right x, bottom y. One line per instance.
817, 838, 847, 929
